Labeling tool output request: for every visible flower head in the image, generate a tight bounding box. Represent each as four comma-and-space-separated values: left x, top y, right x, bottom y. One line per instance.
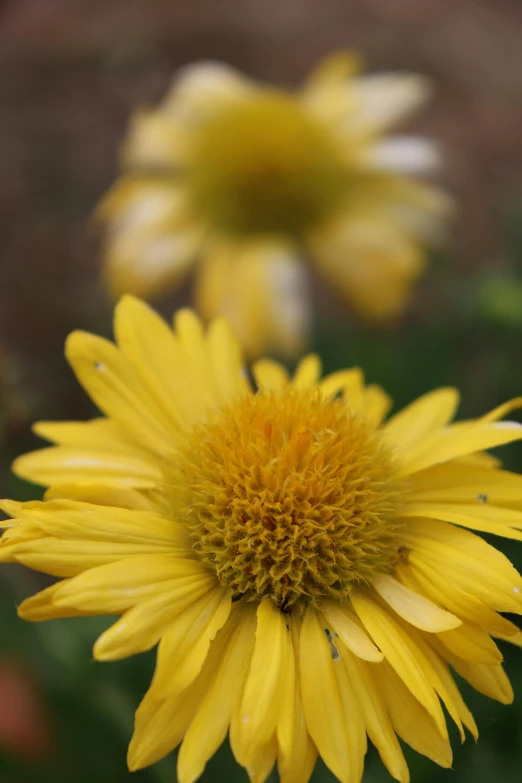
3, 297, 522, 783
99, 53, 452, 358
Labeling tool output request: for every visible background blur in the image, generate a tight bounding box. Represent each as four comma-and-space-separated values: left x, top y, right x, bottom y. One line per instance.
2, 1, 522, 781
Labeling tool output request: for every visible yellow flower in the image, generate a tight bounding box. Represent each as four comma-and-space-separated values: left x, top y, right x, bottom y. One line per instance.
3, 297, 522, 783
99, 53, 452, 358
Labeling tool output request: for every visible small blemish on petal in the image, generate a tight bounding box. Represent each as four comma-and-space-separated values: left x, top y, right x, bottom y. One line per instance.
324, 627, 341, 661
94, 362, 104, 371
477, 493, 488, 504
514, 586, 520, 594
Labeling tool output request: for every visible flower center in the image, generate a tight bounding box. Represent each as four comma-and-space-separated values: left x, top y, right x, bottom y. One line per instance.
168, 389, 403, 606
186, 91, 348, 237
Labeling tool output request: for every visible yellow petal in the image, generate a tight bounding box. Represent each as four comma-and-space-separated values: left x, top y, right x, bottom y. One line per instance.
207, 317, 250, 402
33, 418, 135, 448
18, 581, 89, 621
162, 61, 252, 124
493, 630, 522, 647
351, 592, 447, 736
407, 462, 522, 508
309, 216, 424, 323
65, 330, 177, 457
437, 622, 503, 665
304, 50, 363, 88
13, 446, 162, 489
403, 519, 522, 614
9, 538, 189, 578
277, 612, 318, 783
416, 637, 477, 740
373, 660, 452, 767
195, 239, 310, 361
44, 484, 155, 511
238, 599, 290, 750
11, 500, 190, 550
119, 110, 186, 169
363, 385, 393, 427
177, 602, 257, 783
331, 641, 367, 783
114, 295, 203, 429
94, 591, 202, 658
385, 388, 459, 455
397, 623, 469, 742
321, 599, 383, 661
401, 502, 522, 542
144, 587, 232, 698
292, 355, 322, 389
299, 605, 353, 783
342, 649, 409, 782
53, 555, 210, 611
252, 359, 289, 392
372, 573, 461, 632
398, 420, 522, 478
435, 644, 513, 705
395, 561, 520, 638
319, 368, 364, 401
480, 397, 522, 424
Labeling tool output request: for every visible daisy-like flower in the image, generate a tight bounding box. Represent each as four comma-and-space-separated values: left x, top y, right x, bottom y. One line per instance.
99, 53, 452, 358
3, 297, 522, 783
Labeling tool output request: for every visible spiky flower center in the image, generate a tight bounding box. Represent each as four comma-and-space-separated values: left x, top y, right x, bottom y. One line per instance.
186, 91, 348, 237
168, 389, 403, 606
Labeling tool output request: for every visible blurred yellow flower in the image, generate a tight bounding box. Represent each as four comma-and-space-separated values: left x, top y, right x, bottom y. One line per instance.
99, 53, 452, 358
3, 297, 522, 783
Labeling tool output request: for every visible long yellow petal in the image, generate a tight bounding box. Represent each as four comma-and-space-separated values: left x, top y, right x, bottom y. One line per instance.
277, 612, 318, 783
43, 483, 156, 511
300, 605, 353, 783
94, 580, 226, 661
403, 519, 522, 614
65, 330, 177, 457
7, 500, 190, 549
18, 581, 91, 621
401, 503, 522, 541
144, 587, 231, 698
398, 421, 522, 478
395, 561, 520, 638
431, 640, 513, 705
177, 602, 257, 783
351, 592, 447, 736
114, 295, 216, 429
342, 648, 409, 783
321, 598, 383, 661
8, 538, 189, 578
32, 418, 135, 449
372, 573, 461, 632
53, 556, 212, 611
128, 619, 233, 771
332, 642, 367, 783
238, 599, 289, 750
206, 317, 250, 402
373, 660, 452, 767
385, 388, 459, 454
13, 446, 162, 489
408, 462, 522, 508
437, 622, 503, 665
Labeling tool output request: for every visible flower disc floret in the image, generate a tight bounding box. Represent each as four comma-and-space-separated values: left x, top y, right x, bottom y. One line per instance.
186, 91, 348, 236
168, 388, 403, 605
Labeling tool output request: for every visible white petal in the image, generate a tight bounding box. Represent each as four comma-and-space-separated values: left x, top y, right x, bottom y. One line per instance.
364, 136, 441, 176
352, 73, 432, 132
